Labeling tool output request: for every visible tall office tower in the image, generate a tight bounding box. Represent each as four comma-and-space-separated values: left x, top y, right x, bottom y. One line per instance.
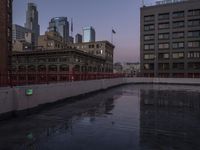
0, 0, 12, 82
75, 34, 83, 43
141, 0, 200, 78
83, 26, 96, 43
48, 17, 69, 43
25, 3, 40, 46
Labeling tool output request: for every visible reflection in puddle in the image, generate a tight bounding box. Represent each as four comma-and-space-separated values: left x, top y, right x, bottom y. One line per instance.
0, 84, 200, 150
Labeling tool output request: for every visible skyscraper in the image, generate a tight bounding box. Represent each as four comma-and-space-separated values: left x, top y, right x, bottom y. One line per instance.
48, 17, 69, 43
0, 0, 12, 82
25, 3, 40, 46
140, 0, 200, 78
83, 26, 96, 43
75, 34, 83, 43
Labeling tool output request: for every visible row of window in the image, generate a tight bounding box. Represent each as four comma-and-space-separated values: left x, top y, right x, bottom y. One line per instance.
144, 19, 200, 31
144, 31, 200, 41
144, 9, 200, 22
13, 65, 109, 72
144, 41, 200, 50
144, 51, 200, 60
76, 44, 103, 49
144, 62, 200, 70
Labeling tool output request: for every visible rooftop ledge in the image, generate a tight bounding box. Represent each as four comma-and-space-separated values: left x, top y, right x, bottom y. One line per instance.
142, 0, 195, 8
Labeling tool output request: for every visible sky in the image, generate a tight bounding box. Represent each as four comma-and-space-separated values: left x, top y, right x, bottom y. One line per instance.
13, 0, 156, 63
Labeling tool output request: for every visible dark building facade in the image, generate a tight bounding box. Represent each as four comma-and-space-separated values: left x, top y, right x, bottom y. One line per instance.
0, 0, 12, 82
12, 48, 110, 75
141, 0, 200, 78
75, 34, 83, 43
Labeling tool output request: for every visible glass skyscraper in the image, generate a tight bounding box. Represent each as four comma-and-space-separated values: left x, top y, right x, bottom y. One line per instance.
48, 17, 69, 43
24, 3, 40, 45
83, 26, 96, 43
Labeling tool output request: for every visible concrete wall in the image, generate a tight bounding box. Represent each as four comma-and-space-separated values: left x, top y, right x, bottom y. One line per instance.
126, 77, 200, 85
1, 77, 200, 117
0, 78, 125, 115
0, 87, 14, 115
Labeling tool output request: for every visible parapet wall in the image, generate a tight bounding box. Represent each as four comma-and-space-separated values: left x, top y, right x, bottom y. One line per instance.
1, 77, 200, 117
0, 78, 125, 116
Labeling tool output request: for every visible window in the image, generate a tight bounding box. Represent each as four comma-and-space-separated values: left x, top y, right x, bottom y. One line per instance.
188, 62, 200, 70
158, 33, 169, 40
173, 63, 184, 70
48, 65, 57, 71
158, 63, 170, 70
188, 52, 200, 58
158, 43, 169, 49
60, 65, 69, 71
59, 57, 69, 62
48, 58, 57, 62
188, 31, 200, 38
158, 22, 170, 29
188, 41, 200, 48
144, 34, 154, 41
172, 42, 184, 49
144, 15, 155, 22
173, 21, 184, 28
173, 32, 184, 39
38, 58, 46, 63
158, 53, 170, 59
158, 13, 169, 20
173, 11, 184, 18
144, 63, 154, 70
144, 54, 155, 60
144, 44, 155, 50
188, 19, 200, 27
144, 24, 155, 31
188, 9, 200, 16
172, 52, 184, 59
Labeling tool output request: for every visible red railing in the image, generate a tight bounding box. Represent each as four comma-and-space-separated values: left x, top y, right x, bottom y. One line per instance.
0, 72, 125, 87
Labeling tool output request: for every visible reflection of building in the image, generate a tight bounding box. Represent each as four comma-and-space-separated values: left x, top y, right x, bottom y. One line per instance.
141, 0, 200, 78
0, 0, 12, 80
83, 26, 95, 42
38, 30, 65, 50
25, 3, 40, 46
75, 34, 83, 43
140, 89, 200, 149
11, 48, 111, 75
70, 41, 114, 72
48, 17, 69, 43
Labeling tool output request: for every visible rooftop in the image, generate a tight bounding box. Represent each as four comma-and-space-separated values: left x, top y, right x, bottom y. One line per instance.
142, 0, 197, 7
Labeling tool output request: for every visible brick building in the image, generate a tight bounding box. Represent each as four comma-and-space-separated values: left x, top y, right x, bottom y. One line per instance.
0, 0, 12, 84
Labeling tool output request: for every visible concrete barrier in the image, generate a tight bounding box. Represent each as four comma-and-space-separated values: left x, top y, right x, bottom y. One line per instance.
1, 77, 200, 118
126, 77, 200, 85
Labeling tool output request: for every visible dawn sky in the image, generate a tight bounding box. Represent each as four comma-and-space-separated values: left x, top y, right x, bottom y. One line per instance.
13, 0, 156, 63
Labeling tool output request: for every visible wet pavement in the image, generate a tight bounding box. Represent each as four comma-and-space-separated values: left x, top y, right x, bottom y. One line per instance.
0, 84, 200, 150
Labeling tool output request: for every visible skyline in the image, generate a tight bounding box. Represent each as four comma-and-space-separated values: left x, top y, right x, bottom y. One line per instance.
13, 0, 156, 63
